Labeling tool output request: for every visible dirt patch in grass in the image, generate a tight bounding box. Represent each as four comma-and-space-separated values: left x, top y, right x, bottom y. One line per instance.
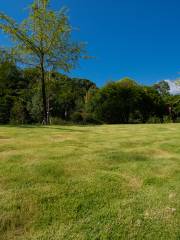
0, 136, 11, 140
121, 173, 143, 190
144, 207, 176, 221
50, 134, 75, 142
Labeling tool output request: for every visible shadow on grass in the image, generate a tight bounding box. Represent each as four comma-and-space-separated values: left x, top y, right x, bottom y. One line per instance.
98, 150, 152, 165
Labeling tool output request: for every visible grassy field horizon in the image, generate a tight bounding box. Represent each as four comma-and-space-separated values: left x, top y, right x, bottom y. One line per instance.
0, 124, 180, 239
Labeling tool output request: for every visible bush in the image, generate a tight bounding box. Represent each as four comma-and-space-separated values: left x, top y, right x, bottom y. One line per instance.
82, 113, 102, 124
147, 116, 162, 123
50, 117, 68, 125
163, 116, 173, 123
10, 101, 27, 124
0, 96, 12, 124
70, 112, 83, 123
174, 117, 180, 123
71, 112, 102, 124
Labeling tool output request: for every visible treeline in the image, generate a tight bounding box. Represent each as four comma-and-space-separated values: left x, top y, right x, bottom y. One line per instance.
0, 60, 180, 124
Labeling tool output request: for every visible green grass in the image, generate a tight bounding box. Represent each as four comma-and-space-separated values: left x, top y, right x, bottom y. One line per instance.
0, 124, 180, 240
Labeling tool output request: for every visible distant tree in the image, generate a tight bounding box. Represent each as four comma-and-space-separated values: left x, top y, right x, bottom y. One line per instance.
45, 73, 97, 120
10, 100, 27, 124
0, 0, 83, 124
48, 74, 76, 119
117, 77, 138, 87
166, 95, 180, 122
87, 80, 167, 124
138, 87, 166, 123
88, 81, 140, 123
0, 61, 26, 123
0, 95, 12, 124
153, 80, 170, 96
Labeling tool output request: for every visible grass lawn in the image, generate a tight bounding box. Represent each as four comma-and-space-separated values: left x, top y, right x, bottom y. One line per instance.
0, 124, 180, 240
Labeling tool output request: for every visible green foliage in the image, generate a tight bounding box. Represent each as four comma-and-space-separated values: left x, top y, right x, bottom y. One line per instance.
10, 100, 27, 124
0, 95, 12, 123
88, 80, 166, 124
0, 57, 179, 125
138, 87, 166, 123
27, 87, 43, 123
70, 111, 100, 124
46, 73, 97, 120
71, 111, 83, 123
153, 80, 170, 96
82, 112, 101, 124
0, 59, 97, 124
0, 48, 14, 64
0, 61, 28, 124
166, 95, 180, 122
117, 77, 138, 87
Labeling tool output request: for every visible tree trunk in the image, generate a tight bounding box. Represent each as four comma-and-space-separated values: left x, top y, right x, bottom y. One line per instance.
40, 57, 48, 125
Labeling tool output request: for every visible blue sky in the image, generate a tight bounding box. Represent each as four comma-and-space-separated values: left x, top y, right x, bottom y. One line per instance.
1, 0, 180, 86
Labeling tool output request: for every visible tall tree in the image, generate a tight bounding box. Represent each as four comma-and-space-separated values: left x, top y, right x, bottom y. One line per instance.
0, 0, 83, 124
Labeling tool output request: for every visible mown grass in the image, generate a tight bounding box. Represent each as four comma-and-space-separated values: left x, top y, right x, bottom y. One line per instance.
0, 124, 180, 240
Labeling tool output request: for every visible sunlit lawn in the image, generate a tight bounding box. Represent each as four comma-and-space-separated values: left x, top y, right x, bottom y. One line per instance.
0, 124, 180, 239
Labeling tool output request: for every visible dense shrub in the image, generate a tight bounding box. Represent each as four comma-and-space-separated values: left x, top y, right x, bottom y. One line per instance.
82, 113, 102, 124
71, 112, 83, 123
87, 79, 167, 124
50, 117, 68, 125
10, 101, 27, 124
70, 112, 101, 124
147, 116, 162, 124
